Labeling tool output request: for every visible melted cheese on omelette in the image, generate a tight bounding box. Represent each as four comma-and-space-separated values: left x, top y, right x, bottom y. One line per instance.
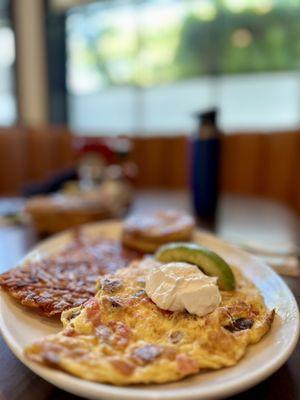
25, 258, 274, 385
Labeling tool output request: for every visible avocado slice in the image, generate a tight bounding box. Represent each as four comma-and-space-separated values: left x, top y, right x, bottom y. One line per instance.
155, 242, 236, 291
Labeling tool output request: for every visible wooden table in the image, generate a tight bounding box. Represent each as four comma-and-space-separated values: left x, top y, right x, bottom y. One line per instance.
0, 191, 299, 400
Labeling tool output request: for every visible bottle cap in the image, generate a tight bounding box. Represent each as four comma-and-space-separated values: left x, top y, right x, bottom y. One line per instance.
194, 108, 218, 125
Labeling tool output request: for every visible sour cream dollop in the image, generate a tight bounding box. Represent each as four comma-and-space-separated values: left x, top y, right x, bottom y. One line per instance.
145, 262, 221, 317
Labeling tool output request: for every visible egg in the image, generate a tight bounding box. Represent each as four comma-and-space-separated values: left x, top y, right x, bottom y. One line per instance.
25, 257, 274, 385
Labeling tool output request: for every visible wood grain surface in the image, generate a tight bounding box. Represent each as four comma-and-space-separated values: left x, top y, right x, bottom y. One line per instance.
0, 127, 299, 215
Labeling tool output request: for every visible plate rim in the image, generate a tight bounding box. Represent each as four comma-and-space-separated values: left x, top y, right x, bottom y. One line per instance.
0, 220, 299, 400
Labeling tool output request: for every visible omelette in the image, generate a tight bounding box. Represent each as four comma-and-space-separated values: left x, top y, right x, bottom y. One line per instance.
25, 257, 274, 385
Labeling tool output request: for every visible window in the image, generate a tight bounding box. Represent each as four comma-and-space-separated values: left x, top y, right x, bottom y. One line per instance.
66, 0, 300, 135
0, 0, 16, 126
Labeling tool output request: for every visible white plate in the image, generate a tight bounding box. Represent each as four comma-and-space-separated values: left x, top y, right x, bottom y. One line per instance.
0, 221, 299, 400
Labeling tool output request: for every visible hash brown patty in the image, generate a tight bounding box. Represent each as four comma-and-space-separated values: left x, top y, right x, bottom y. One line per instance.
0, 236, 140, 317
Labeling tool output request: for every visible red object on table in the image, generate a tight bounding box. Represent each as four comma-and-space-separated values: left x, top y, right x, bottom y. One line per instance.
74, 137, 115, 164
73, 136, 133, 165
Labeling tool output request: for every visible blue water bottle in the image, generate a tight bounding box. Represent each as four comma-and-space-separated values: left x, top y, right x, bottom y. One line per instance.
190, 109, 220, 225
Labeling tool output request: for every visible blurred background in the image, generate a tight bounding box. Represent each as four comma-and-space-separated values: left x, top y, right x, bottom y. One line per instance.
1, 3, 300, 394
0, 0, 299, 226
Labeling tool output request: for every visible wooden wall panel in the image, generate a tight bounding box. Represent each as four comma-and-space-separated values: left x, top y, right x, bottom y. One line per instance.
262, 132, 300, 203
0, 127, 27, 194
162, 136, 188, 188
132, 132, 300, 216
220, 134, 266, 195
25, 126, 74, 183
131, 136, 188, 188
0, 126, 299, 214
131, 137, 166, 187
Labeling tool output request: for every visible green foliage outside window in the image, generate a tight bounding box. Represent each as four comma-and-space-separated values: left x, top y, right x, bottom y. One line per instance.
67, 1, 300, 90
